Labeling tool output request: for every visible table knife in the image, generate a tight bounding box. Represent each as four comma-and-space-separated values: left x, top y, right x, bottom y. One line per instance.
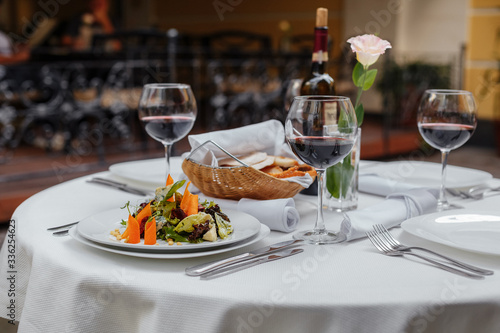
185, 239, 304, 276
200, 248, 304, 280
86, 177, 152, 196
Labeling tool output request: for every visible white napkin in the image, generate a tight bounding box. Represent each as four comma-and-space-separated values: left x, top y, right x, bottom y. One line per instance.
359, 173, 417, 196
237, 198, 300, 233
340, 188, 438, 241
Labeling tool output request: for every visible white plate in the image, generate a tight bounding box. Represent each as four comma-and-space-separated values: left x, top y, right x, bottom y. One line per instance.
401, 209, 500, 256
109, 158, 181, 185
77, 208, 261, 252
69, 224, 270, 259
361, 161, 492, 188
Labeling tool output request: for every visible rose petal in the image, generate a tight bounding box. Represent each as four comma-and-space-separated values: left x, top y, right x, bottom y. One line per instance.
347, 34, 391, 67
356, 52, 380, 67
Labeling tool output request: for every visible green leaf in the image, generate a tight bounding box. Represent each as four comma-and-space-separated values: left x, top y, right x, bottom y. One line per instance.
355, 103, 364, 127
340, 155, 355, 197
120, 201, 131, 215
326, 153, 355, 199
157, 201, 177, 220
164, 180, 186, 202
361, 69, 377, 91
159, 226, 188, 243
352, 62, 364, 87
326, 163, 342, 198
215, 213, 233, 239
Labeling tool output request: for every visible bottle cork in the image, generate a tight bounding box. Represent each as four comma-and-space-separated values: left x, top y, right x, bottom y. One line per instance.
315, 8, 328, 27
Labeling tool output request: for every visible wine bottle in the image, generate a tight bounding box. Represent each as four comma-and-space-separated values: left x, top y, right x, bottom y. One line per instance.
300, 7, 335, 96
299, 8, 335, 196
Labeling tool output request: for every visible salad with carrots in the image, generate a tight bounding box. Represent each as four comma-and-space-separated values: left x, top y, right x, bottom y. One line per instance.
112, 175, 233, 245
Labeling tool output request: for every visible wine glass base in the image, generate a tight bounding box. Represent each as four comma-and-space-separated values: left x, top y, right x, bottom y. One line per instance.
293, 229, 346, 245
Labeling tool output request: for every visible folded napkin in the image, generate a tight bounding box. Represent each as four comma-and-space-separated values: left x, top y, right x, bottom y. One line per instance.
218, 197, 300, 233
359, 173, 417, 196
237, 198, 300, 233
340, 188, 438, 241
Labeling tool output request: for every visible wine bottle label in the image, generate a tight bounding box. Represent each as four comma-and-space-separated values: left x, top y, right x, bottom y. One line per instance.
323, 102, 337, 125
312, 27, 329, 64
312, 50, 329, 63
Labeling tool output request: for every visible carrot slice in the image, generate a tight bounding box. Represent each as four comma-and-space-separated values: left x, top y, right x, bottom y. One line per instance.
180, 192, 191, 214
180, 181, 192, 213
166, 174, 174, 186
183, 181, 191, 197
166, 174, 175, 202
144, 217, 156, 245
135, 203, 151, 224
187, 194, 199, 216
127, 216, 140, 244
121, 214, 135, 239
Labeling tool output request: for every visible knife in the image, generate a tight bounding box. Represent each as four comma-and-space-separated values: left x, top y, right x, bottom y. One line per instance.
86, 177, 152, 196
200, 248, 304, 280
185, 239, 304, 276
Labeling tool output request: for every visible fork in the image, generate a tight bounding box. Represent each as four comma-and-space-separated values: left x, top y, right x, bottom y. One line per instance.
47, 221, 78, 237
366, 230, 484, 279
372, 225, 493, 275
446, 188, 474, 199
467, 186, 500, 200
47, 221, 79, 231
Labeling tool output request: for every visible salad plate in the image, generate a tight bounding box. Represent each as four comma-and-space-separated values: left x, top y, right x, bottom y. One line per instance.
360, 161, 492, 189
401, 209, 500, 256
69, 224, 270, 259
76, 208, 261, 252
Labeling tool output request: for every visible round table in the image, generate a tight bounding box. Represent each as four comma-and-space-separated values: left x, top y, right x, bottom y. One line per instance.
1, 157, 500, 333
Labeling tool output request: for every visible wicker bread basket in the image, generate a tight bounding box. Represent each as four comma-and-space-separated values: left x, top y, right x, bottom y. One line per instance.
181, 140, 311, 200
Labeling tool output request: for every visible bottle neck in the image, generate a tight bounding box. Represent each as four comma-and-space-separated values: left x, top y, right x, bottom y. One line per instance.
311, 27, 329, 74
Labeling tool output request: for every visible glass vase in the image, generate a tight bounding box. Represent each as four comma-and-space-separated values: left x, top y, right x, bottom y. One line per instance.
323, 128, 361, 212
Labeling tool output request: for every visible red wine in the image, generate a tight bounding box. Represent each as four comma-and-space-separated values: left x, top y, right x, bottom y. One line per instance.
288, 136, 354, 169
141, 115, 195, 144
418, 123, 474, 150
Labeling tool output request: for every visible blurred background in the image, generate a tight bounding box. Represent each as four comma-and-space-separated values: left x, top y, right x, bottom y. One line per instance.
0, 0, 499, 222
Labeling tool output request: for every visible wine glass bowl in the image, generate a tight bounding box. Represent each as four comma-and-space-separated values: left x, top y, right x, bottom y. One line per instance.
285, 95, 357, 244
417, 89, 477, 211
138, 83, 197, 180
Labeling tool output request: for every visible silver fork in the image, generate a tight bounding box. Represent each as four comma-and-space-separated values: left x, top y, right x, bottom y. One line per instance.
366, 230, 484, 279
446, 188, 474, 199
468, 186, 500, 200
373, 224, 493, 276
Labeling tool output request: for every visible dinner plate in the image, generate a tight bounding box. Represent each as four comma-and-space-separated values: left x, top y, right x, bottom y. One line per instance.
77, 208, 261, 252
401, 209, 500, 255
360, 161, 492, 188
109, 158, 180, 185
69, 224, 270, 259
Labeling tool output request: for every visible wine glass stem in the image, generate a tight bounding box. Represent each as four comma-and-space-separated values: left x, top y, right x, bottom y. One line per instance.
438, 149, 450, 210
314, 169, 327, 233
164, 144, 172, 180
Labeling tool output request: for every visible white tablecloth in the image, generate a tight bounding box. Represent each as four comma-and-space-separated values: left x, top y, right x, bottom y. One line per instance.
1, 157, 500, 333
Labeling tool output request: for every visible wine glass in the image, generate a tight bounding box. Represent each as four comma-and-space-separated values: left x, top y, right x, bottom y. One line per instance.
138, 83, 197, 180
417, 89, 477, 211
285, 96, 358, 244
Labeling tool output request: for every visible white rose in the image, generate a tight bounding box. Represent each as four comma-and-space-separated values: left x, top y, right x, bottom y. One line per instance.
347, 34, 392, 67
